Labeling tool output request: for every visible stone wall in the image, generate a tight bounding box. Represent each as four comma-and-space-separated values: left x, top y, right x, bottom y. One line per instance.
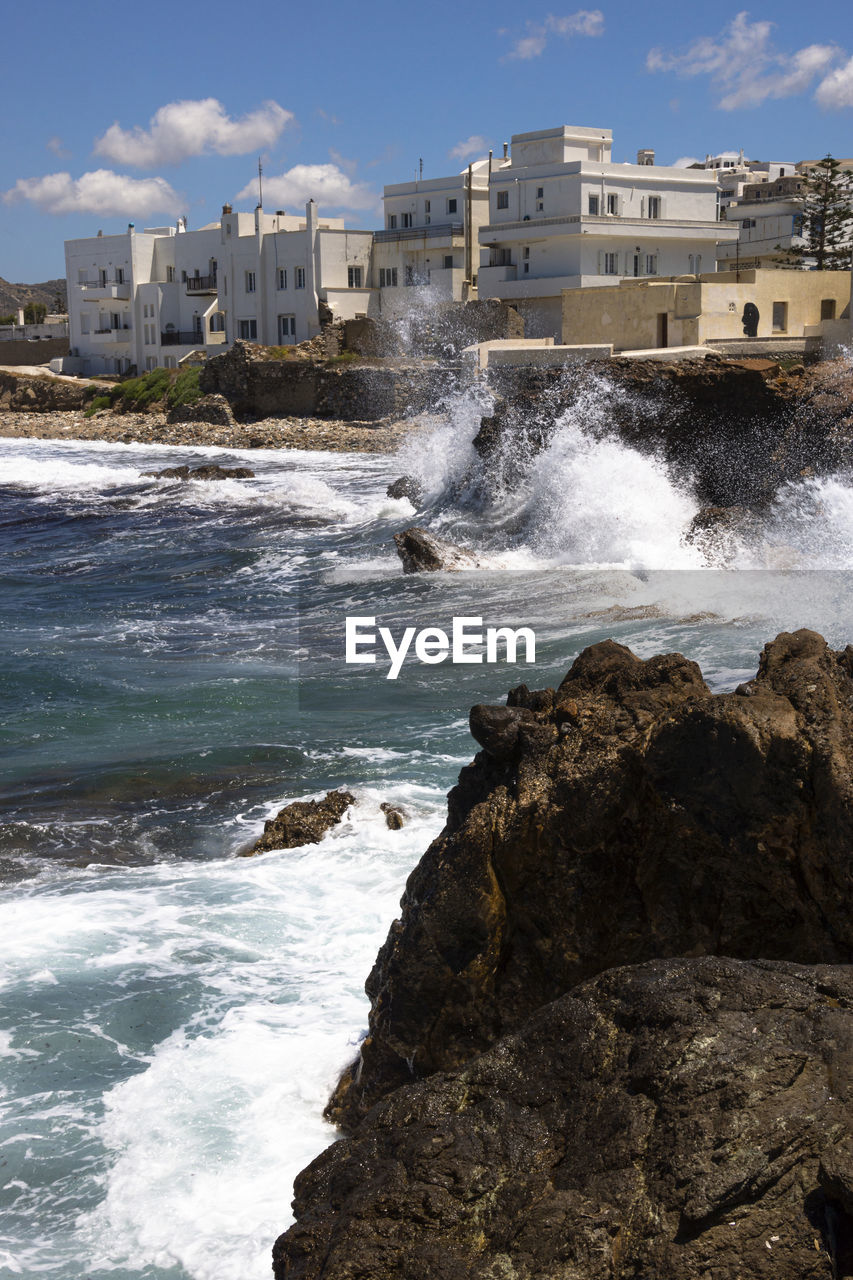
200, 340, 467, 420
0, 338, 69, 366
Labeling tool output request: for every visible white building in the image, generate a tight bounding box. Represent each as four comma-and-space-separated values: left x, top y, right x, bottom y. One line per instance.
716, 175, 807, 270
65, 203, 376, 375
476, 126, 739, 337
374, 163, 490, 319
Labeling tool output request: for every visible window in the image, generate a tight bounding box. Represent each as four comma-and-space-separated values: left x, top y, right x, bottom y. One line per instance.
164, 356, 176, 369
523, 246, 530, 275
446, 198, 457, 214
348, 266, 363, 288
497, 190, 509, 209
607, 193, 619, 216
772, 301, 788, 332
490, 248, 512, 267
536, 186, 544, 212
167, 265, 175, 283
238, 319, 258, 340
115, 267, 124, 284
295, 267, 305, 289
645, 254, 658, 275
77, 269, 87, 283
602, 252, 619, 275
388, 214, 397, 229
443, 255, 453, 269
278, 314, 296, 342
80, 313, 90, 334
379, 267, 398, 287
181, 270, 187, 282
647, 196, 661, 219
424, 200, 430, 213
146, 356, 157, 371
277, 268, 287, 290
210, 313, 225, 332
99, 269, 107, 286
588, 194, 600, 215
821, 299, 837, 320
405, 265, 415, 286
245, 271, 256, 293
401, 212, 413, 228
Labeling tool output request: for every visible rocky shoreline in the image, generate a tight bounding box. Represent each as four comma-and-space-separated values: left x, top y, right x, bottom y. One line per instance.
274, 629, 853, 1279
0, 407, 412, 453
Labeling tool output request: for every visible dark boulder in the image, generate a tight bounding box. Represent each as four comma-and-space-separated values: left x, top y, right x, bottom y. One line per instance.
380, 802, 406, 830
393, 526, 480, 573
244, 789, 355, 855
386, 475, 423, 505
277, 957, 853, 1280
328, 630, 853, 1130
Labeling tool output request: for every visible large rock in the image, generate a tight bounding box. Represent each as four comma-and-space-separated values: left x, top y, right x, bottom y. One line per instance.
143, 464, 254, 481
393, 526, 481, 572
245, 789, 355, 855
275, 957, 853, 1280
328, 630, 853, 1129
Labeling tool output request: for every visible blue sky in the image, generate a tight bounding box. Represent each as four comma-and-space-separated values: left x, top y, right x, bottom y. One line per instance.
2, 0, 851, 281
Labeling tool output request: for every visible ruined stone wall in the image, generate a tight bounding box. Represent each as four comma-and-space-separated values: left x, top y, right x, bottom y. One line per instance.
0, 338, 69, 366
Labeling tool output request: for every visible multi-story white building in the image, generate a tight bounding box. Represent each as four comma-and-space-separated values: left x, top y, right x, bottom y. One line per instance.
475, 126, 739, 337
374, 163, 490, 319
716, 175, 808, 270
65, 203, 376, 375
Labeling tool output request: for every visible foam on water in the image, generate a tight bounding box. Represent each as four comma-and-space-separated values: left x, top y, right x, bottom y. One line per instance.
1, 787, 446, 1279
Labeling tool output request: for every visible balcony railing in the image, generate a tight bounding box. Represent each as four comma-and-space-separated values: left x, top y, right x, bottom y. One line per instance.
161, 330, 206, 346
185, 274, 217, 293
374, 221, 464, 243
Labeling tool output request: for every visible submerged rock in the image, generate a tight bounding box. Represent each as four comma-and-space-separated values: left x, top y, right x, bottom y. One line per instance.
380, 802, 406, 830
244, 789, 355, 855
328, 629, 853, 1129
393, 526, 480, 573
143, 464, 255, 481
276, 957, 853, 1280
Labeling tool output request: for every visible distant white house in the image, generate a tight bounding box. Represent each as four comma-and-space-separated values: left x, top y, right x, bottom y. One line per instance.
64, 204, 376, 375
474, 126, 740, 337
374, 163, 491, 319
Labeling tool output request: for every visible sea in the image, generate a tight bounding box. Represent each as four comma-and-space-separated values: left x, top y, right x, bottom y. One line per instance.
2, 370, 853, 1278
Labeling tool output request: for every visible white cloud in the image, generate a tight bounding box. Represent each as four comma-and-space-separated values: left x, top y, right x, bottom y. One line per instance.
672, 156, 701, 168
3, 169, 182, 216
647, 12, 842, 110
449, 135, 490, 162
46, 135, 69, 158
94, 98, 293, 168
503, 10, 604, 60
816, 54, 853, 108
236, 163, 379, 214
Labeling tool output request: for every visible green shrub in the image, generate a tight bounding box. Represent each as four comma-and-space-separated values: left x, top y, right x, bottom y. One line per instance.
84, 394, 111, 418
166, 366, 202, 407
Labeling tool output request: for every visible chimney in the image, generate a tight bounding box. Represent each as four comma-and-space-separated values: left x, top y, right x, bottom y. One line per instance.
637, 149, 655, 166
222, 203, 232, 216
502, 141, 508, 159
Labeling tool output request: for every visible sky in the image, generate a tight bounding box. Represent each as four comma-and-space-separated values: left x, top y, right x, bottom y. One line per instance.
2, 0, 852, 281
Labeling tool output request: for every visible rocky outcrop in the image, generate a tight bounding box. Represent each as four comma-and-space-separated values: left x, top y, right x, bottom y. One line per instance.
276, 956, 853, 1280
0, 369, 98, 413
244, 789, 355, 855
142, 464, 255, 481
380, 802, 406, 830
328, 629, 853, 1130
682, 504, 756, 564
165, 392, 235, 426
393, 526, 481, 572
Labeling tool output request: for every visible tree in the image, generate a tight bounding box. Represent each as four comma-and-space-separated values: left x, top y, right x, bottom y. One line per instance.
777, 155, 853, 270
23, 301, 47, 324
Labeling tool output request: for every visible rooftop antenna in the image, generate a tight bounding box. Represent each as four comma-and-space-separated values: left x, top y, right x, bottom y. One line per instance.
419, 157, 423, 180
258, 157, 263, 208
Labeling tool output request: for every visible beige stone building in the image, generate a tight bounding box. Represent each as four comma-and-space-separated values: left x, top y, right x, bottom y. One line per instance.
561, 269, 851, 352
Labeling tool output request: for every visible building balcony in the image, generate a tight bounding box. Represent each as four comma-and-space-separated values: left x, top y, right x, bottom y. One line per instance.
91, 326, 132, 342
480, 215, 738, 246
161, 330, 207, 346
185, 274, 217, 294
78, 281, 131, 300
374, 221, 464, 244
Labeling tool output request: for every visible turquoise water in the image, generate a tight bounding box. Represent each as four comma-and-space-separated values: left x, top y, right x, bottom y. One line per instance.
2, 415, 853, 1279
